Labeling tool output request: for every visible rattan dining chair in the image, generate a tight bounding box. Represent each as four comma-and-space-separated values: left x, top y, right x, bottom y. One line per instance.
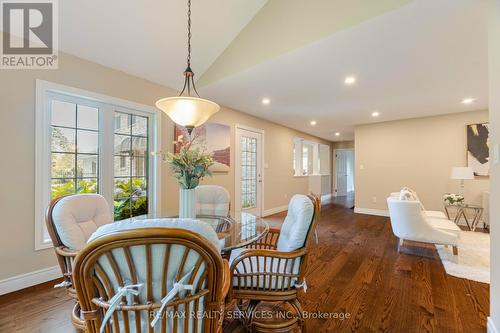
195, 185, 231, 217
45, 193, 113, 329
228, 194, 319, 332
73, 219, 230, 333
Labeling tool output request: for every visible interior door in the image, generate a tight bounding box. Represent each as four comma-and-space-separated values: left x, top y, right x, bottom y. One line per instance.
236, 127, 263, 216
336, 150, 348, 196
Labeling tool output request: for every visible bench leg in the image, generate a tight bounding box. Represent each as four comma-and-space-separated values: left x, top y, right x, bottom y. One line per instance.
452, 246, 458, 256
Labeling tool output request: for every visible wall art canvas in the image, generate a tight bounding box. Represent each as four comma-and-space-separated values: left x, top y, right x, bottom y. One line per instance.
467, 123, 489, 177
175, 123, 230, 173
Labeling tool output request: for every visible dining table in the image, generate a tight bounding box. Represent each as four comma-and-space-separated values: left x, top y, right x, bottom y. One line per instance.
132, 211, 270, 258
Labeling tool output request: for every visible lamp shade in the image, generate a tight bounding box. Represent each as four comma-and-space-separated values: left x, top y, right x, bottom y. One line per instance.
450, 167, 474, 180
156, 96, 220, 129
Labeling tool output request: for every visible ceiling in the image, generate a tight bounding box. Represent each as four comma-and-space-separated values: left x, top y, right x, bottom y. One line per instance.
58, 0, 267, 90
57, 0, 488, 142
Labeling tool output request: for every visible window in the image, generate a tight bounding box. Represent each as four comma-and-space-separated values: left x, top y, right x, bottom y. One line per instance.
36, 80, 160, 250
293, 138, 330, 177
50, 100, 99, 199
113, 112, 149, 220
302, 143, 314, 175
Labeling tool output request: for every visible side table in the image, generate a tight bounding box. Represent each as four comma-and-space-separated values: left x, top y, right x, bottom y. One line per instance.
444, 204, 484, 231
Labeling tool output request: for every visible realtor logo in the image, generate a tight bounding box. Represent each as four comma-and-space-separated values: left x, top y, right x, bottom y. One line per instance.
1, 0, 58, 69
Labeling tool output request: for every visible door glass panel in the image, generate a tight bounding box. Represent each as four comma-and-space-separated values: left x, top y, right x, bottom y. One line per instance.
241, 136, 257, 209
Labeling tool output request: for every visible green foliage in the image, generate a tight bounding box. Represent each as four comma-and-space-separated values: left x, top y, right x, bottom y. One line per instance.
51, 178, 98, 199
114, 178, 148, 220
166, 135, 214, 189
443, 193, 464, 206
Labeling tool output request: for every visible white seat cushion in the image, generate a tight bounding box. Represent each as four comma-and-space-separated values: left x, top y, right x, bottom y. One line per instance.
88, 218, 221, 251
276, 195, 314, 252
425, 210, 448, 219
195, 185, 230, 216
52, 194, 112, 250
427, 218, 461, 237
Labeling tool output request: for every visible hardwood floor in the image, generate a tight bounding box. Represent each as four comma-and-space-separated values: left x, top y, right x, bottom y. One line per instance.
0, 202, 489, 332
330, 193, 355, 209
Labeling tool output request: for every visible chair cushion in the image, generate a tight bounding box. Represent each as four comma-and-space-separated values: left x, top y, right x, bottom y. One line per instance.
425, 210, 448, 219
88, 218, 222, 251
229, 248, 300, 289
51, 194, 112, 250
195, 185, 230, 216
427, 217, 461, 237
399, 188, 418, 201
276, 195, 314, 252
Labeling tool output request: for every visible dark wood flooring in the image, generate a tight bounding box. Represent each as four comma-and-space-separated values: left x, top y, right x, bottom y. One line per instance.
331, 193, 355, 209
0, 202, 489, 332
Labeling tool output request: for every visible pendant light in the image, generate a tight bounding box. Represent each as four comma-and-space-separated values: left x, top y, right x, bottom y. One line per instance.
156, 0, 220, 134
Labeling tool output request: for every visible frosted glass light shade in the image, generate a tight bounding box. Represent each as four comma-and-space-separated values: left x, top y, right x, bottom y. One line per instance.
450, 167, 474, 180
156, 96, 220, 128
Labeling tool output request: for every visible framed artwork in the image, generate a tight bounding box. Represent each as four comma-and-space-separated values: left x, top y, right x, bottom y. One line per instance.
175, 123, 230, 173
466, 123, 489, 177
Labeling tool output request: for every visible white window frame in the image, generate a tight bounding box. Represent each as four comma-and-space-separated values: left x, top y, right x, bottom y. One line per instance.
35, 79, 162, 250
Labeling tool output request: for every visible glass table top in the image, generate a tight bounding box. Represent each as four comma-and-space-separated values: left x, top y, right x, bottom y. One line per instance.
129, 212, 269, 252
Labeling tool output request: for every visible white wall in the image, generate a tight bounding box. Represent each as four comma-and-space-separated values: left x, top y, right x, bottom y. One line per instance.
488, 1, 500, 332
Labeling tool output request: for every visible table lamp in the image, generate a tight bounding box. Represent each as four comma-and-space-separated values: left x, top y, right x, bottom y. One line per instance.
450, 166, 474, 196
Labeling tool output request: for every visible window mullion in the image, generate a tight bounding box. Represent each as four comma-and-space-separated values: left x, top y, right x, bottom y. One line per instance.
100, 104, 115, 217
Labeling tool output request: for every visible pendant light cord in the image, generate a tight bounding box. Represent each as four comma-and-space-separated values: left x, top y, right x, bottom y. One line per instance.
187, 0, 192, 68
179, 0, 200, 97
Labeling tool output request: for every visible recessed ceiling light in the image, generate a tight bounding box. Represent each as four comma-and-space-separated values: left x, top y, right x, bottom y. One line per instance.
335, 132, 340, 136
262, 98, 270, 105
344, 76, 356, 85
462, 98, 475, 104
310, 120, 317, 126
371, 111, 380, 117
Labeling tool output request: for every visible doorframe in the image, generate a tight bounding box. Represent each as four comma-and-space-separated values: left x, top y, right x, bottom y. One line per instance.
334, 148, 355, 197
234, 124, 265, 217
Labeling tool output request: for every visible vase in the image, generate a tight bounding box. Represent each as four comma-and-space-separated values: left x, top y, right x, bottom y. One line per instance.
179, 188, 196, 219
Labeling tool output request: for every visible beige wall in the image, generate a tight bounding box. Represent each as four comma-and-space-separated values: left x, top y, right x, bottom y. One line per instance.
0, 50, 329, 281
331, 141, 355, 196
354, 111, 489, 212
488, 0, 500, 330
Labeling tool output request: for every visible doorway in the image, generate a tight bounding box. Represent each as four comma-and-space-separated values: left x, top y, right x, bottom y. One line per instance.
335, 149, 355, 206
235, 125, 264, 216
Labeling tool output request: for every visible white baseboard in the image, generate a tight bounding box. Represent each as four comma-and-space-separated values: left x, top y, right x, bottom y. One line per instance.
354, 207, 390, 217
0, 265, 61, 295
263, 205, 288, 217
489, 317, 499, 333
320, 194, 332, 203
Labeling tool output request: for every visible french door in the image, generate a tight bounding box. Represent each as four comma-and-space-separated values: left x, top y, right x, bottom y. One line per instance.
235, 125, 263, 216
